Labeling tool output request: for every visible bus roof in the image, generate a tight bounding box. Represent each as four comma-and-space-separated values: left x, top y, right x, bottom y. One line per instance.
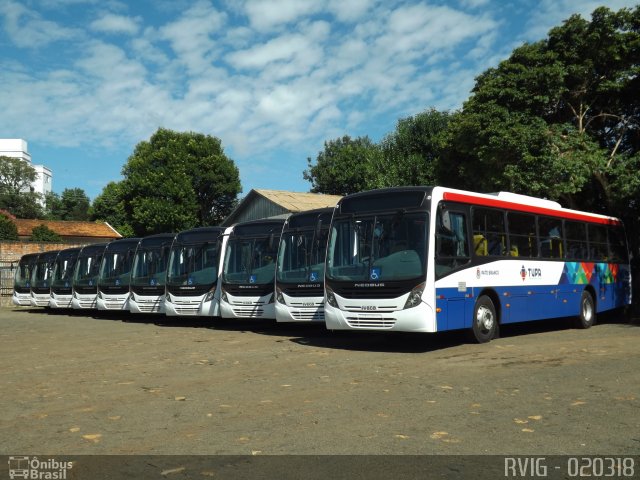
440, 188, 622, 226
78, 243, 108, 256
173, 226, 225, 244
230, 218, 286, 237
56, 247, 81, 258
285, 207, 334, 230
137, 233, 176, 248
103, 237, 141, 252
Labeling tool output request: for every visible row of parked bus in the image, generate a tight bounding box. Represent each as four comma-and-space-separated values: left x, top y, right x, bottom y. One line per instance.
11, 186, 632, 343
12, 208, 332, 324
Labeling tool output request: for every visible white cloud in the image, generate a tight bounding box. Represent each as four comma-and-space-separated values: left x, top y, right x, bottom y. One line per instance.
522, 0, 636, 41
327, 0, 375, 22
242, 0, 324, 31
159, 1, 227, 73
90, 13, 141, 35
0, 0, 78, 48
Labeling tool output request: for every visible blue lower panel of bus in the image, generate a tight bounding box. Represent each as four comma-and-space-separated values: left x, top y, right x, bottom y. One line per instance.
435, 263, 630, 332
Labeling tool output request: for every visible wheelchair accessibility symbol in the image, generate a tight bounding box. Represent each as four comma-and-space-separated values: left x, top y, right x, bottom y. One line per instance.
370, 267, 381, 281
249, 275, 257, 284
309, 271, 318, 282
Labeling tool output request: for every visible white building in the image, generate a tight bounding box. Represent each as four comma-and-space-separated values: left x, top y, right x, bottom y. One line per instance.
0, 139, 52, 202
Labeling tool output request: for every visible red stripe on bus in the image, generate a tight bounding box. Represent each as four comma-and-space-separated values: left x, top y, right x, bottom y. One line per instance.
442, 192, 621, 226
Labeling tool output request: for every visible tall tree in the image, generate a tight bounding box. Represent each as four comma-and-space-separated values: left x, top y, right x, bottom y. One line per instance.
90, 181, 134, 237
46, 188, 91, 221
303, 135, 383, 195
0, 156, 43, 218
379, 109, 452, 187
120, 128, 241, 235
440, 6, 640, 218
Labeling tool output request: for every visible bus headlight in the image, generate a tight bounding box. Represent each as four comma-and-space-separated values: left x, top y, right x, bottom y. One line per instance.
221, 289, 228, 303
275, 287, 284, 304
203, 289, 215, 302
403, 283, 425, 309
325, 286, 338, 308
268, 293, 275, 304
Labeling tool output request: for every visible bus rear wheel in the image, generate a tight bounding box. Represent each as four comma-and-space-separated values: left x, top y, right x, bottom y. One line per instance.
575, 290, 596, 329
470, 295, 498, 343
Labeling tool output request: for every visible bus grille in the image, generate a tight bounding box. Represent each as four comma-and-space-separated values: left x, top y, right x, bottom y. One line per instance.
233, 307, 265, 318
346, 315, 396, 329
292, 308, 324, 321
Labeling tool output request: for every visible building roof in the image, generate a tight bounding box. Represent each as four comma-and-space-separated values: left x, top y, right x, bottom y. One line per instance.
254, 189, 342, 211
13, 219, 122, 239
221, 189, 342, 226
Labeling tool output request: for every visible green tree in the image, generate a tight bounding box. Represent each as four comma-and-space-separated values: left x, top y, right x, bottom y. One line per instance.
379, 109, 452, 187
46, 188, 91, 220
120, 128, 241, 235
90, 182, 135, 237
441, 6, 639, 216
0, 214, 18, 240
0, 156, 43, 218
31, 224, 62, 242
303, 135, 383, 195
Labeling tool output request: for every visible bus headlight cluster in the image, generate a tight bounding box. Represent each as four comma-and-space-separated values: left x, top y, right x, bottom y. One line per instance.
403, 283, 425, 309
325, 286, 338, 308
203, 289, 215, 302
221, 289, 228, 303
275, 287, 284, 304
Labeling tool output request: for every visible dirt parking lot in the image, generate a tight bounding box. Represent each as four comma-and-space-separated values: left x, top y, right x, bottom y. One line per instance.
1, 307, 639, 465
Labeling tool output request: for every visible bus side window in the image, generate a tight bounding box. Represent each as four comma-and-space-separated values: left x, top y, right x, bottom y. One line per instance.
472, 207, 506, 257
539, 216, 563, 259
588, 224, 609, 261
436, 209, 470, 277
564, 221, 588, 260
507, 212, 537, 258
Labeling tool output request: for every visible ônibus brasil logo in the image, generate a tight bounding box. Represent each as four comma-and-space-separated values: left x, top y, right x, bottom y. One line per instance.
8, 456, 73, 479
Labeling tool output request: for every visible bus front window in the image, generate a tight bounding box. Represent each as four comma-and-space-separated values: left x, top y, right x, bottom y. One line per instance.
327, 212, 428, 282
276, 228, 328, 284
224, 237, 278, 285
167, 243, 218, 287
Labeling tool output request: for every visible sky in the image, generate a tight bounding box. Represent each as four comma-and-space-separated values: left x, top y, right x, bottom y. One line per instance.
1, 0, 638, 201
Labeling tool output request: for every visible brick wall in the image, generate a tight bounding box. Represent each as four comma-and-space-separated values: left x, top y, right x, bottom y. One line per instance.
1, 241, 86, 261
0, 241, 88, 307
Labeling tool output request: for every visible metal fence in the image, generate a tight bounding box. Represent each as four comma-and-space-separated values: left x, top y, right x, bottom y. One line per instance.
0, 259, 16, 297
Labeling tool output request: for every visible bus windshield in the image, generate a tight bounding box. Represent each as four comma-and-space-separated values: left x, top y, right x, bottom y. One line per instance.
276, 227, 328, 284
223, 236, 278, 285
166, 242, 219, 287
52, 254, 77, 288
131, 243, 171, 287
99, 249, 135, 287
14, 257, 36, 288
326, 212, 428, 282
74, 254, 103, 287
32, 255, 56, 288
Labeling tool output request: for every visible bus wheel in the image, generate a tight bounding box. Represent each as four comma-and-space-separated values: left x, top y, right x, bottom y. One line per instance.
576, 290, 596, 329
471, 295, 498, 343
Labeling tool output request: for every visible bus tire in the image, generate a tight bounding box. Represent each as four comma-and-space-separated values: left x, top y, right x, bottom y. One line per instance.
575, 290, 596, 329
471, 295, 498, 343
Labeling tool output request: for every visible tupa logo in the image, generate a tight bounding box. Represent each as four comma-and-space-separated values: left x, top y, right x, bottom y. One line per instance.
520, 265, 527, 281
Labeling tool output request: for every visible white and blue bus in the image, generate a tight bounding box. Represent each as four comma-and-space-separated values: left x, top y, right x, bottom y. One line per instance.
220, 218, 286, 320
30, 250, 60, 307
165, 227, 226, 317
97, 237, 140, 311
129, 233, 175, 315
72, 243, 108, 310
12, 253, 39, 306
275, 208, 333, 323
49, 247, 81, 309
324, 186, 632, 342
